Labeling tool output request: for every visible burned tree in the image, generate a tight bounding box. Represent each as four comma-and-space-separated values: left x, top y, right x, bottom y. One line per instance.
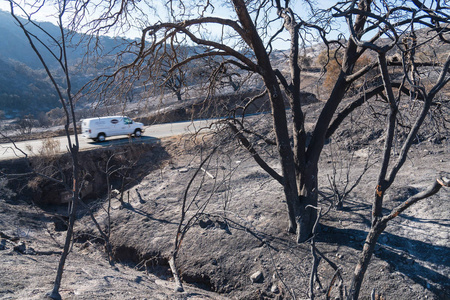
7, 1, 82, 299
55, 0, 450, 297
107, 0, 449, 243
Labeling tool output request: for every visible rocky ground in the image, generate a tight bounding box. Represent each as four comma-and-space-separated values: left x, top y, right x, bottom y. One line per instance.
0, 99, 449, 299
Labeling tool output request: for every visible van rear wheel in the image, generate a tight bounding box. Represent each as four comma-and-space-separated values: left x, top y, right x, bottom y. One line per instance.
134, 129, 142, 137
97, 133, 106, 142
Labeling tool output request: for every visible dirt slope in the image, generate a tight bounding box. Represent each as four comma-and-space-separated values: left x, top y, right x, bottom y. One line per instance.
1, 100, 449, 299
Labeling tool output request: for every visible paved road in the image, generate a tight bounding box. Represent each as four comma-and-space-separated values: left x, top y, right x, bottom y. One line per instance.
0, 119, 217, 161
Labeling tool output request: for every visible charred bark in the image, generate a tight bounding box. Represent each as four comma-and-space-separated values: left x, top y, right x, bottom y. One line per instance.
233, 0, 301, 237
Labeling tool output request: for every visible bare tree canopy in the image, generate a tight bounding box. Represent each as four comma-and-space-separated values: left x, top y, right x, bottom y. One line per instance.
69, 1, 449, 297
6, 0, 450, 298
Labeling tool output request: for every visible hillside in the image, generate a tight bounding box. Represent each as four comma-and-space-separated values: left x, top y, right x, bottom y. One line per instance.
1, 1, 450, 299
0, 9, 128, 117
0, 97, 449, 299
0, 57, 60, 115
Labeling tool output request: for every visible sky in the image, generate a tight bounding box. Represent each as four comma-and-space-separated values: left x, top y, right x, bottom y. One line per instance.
0, 0, 346, 50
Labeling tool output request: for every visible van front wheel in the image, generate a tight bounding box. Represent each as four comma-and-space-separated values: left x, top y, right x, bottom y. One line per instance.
134, 129, 142, 137
97, 133, 106, 142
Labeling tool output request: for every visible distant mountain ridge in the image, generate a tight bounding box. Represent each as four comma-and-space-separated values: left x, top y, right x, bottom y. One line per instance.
0, 9, 78, 69
0, 9, 127, 117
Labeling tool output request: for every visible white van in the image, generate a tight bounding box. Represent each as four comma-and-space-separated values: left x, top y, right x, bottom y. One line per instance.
81, 116, 144, 142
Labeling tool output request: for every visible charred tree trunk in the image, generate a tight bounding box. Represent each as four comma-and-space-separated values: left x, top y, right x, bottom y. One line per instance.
297, 168, 319, 242
233, 0, 303, 238
265, 78, 301, 237
348, 175, 449, 299
347, 220, 386, 300
233, 0, 325, 242
175, 89, 182, 102
48, 154, 80, 300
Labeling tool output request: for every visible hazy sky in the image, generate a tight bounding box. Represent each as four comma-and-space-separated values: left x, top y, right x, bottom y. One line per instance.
1, 1, 346, 49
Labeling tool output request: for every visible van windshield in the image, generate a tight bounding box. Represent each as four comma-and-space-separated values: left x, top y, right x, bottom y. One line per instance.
124, 117, 133, 124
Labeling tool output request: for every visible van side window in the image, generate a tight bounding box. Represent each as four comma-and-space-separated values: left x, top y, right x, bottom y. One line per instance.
124, 117, 133, 125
